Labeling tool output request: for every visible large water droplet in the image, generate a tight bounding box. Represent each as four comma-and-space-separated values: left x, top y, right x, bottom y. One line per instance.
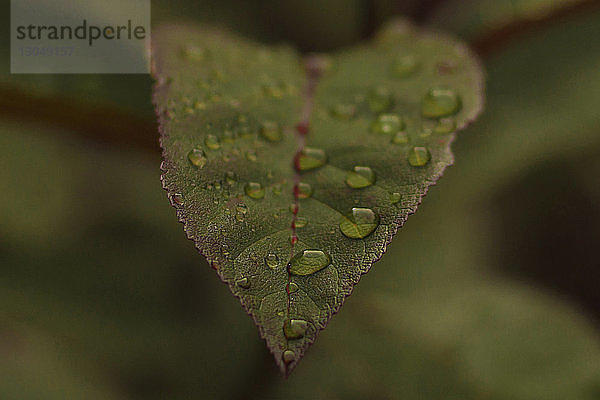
297, 147, 327, 171
330, 104, 357, 120
290, 250, 331, 276
236, 277, 250, 289
297, 182, 313, 199
390, 55, 420, 78
283, 319, 309, 340
204, 135, 221, 150
188, 148, 207, 168
408, 146, 431, 167
282, 350, 296, 364
421, 89, 461, 118
367, 87, 394, 113
371, 114, 405, 135
346, 166, 376, 189
260, 121, 282, 142
245, 182, 265, 199
339, 207, 379, 239
265, 253, 279, 269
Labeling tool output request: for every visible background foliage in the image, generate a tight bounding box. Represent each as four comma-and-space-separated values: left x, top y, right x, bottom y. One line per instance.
1, 1, 599, 399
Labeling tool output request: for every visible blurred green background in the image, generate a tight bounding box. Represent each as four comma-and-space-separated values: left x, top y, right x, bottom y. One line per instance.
1, 1, 600, 399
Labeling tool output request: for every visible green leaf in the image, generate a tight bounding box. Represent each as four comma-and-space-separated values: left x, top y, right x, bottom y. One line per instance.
152, 19, 484, 374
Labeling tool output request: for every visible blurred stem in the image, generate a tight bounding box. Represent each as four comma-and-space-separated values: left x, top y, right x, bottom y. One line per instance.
470, 0, 600, 56
1, 0, 599, 155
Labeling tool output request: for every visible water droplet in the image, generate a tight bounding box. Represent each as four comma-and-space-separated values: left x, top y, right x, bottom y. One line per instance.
392, 131, 409, 145
245, 182, 265, 199
290, 250, 331, 276
246, 149, 258, 162
283, 319, 309, 340
371, 114, 405, 135
260, 121, 282, 143
294, 217, 307, 228
339, 208, 379, 239
330, 104, 357, 120
390, 192, 401, 204
282, 350, 296, 364
204, 135, 221, 150
262, 83, 284, 98
346, 166, 376, 189
171, 193, 184, 206
288, 282, 299, 293
265, 253, 279, 269
408, 146, 431, 167
236, 277, 250, 289
421, 89, 461, 118
390, 55, 420, 78
367, 87, 394, 113
182, 44, 206, 61
434, 118, 456, 134
297, 182, 313, 199
225, 171, 237, 185
188, 148, 207, 168
297, 147, 327, 171
272, 184, 282, 196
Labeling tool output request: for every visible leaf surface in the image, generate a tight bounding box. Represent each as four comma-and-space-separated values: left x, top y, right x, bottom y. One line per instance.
152, 19, 484, 374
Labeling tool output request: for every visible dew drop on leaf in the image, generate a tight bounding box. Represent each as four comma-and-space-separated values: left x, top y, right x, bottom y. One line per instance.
204, 135, 221, 150
282, 350, 296, 364
246, 149, 258, 162
408, 146, 431, 167
297, 182, 313, 199
434, 118, 456, 134
294, 217, 307, 228
236, 277, 250, 289
171, 193, 184, 206
290, 250, 331, 276
182, 43, 206, 61
188, 148, 207, 168
265, 253, 279, 269
288, 282, 299, 293
367, 87, 394, 113
339, 207, 379, 239
390, 54, 420, 78
297, 147, 327, 171
283, 319, 309, 340
390, 192, 401, 204
421, 88, 461, 118
391, 131, 409, 145
260, 121, 282, 143
225, 171, 237, 185
371, 113, 405, 135
245, 182, 265, 199
345, 166, 376, 189
329, 103, 357, 120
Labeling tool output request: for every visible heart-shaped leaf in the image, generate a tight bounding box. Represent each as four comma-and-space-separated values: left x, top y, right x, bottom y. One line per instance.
152, 19, 484, 375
